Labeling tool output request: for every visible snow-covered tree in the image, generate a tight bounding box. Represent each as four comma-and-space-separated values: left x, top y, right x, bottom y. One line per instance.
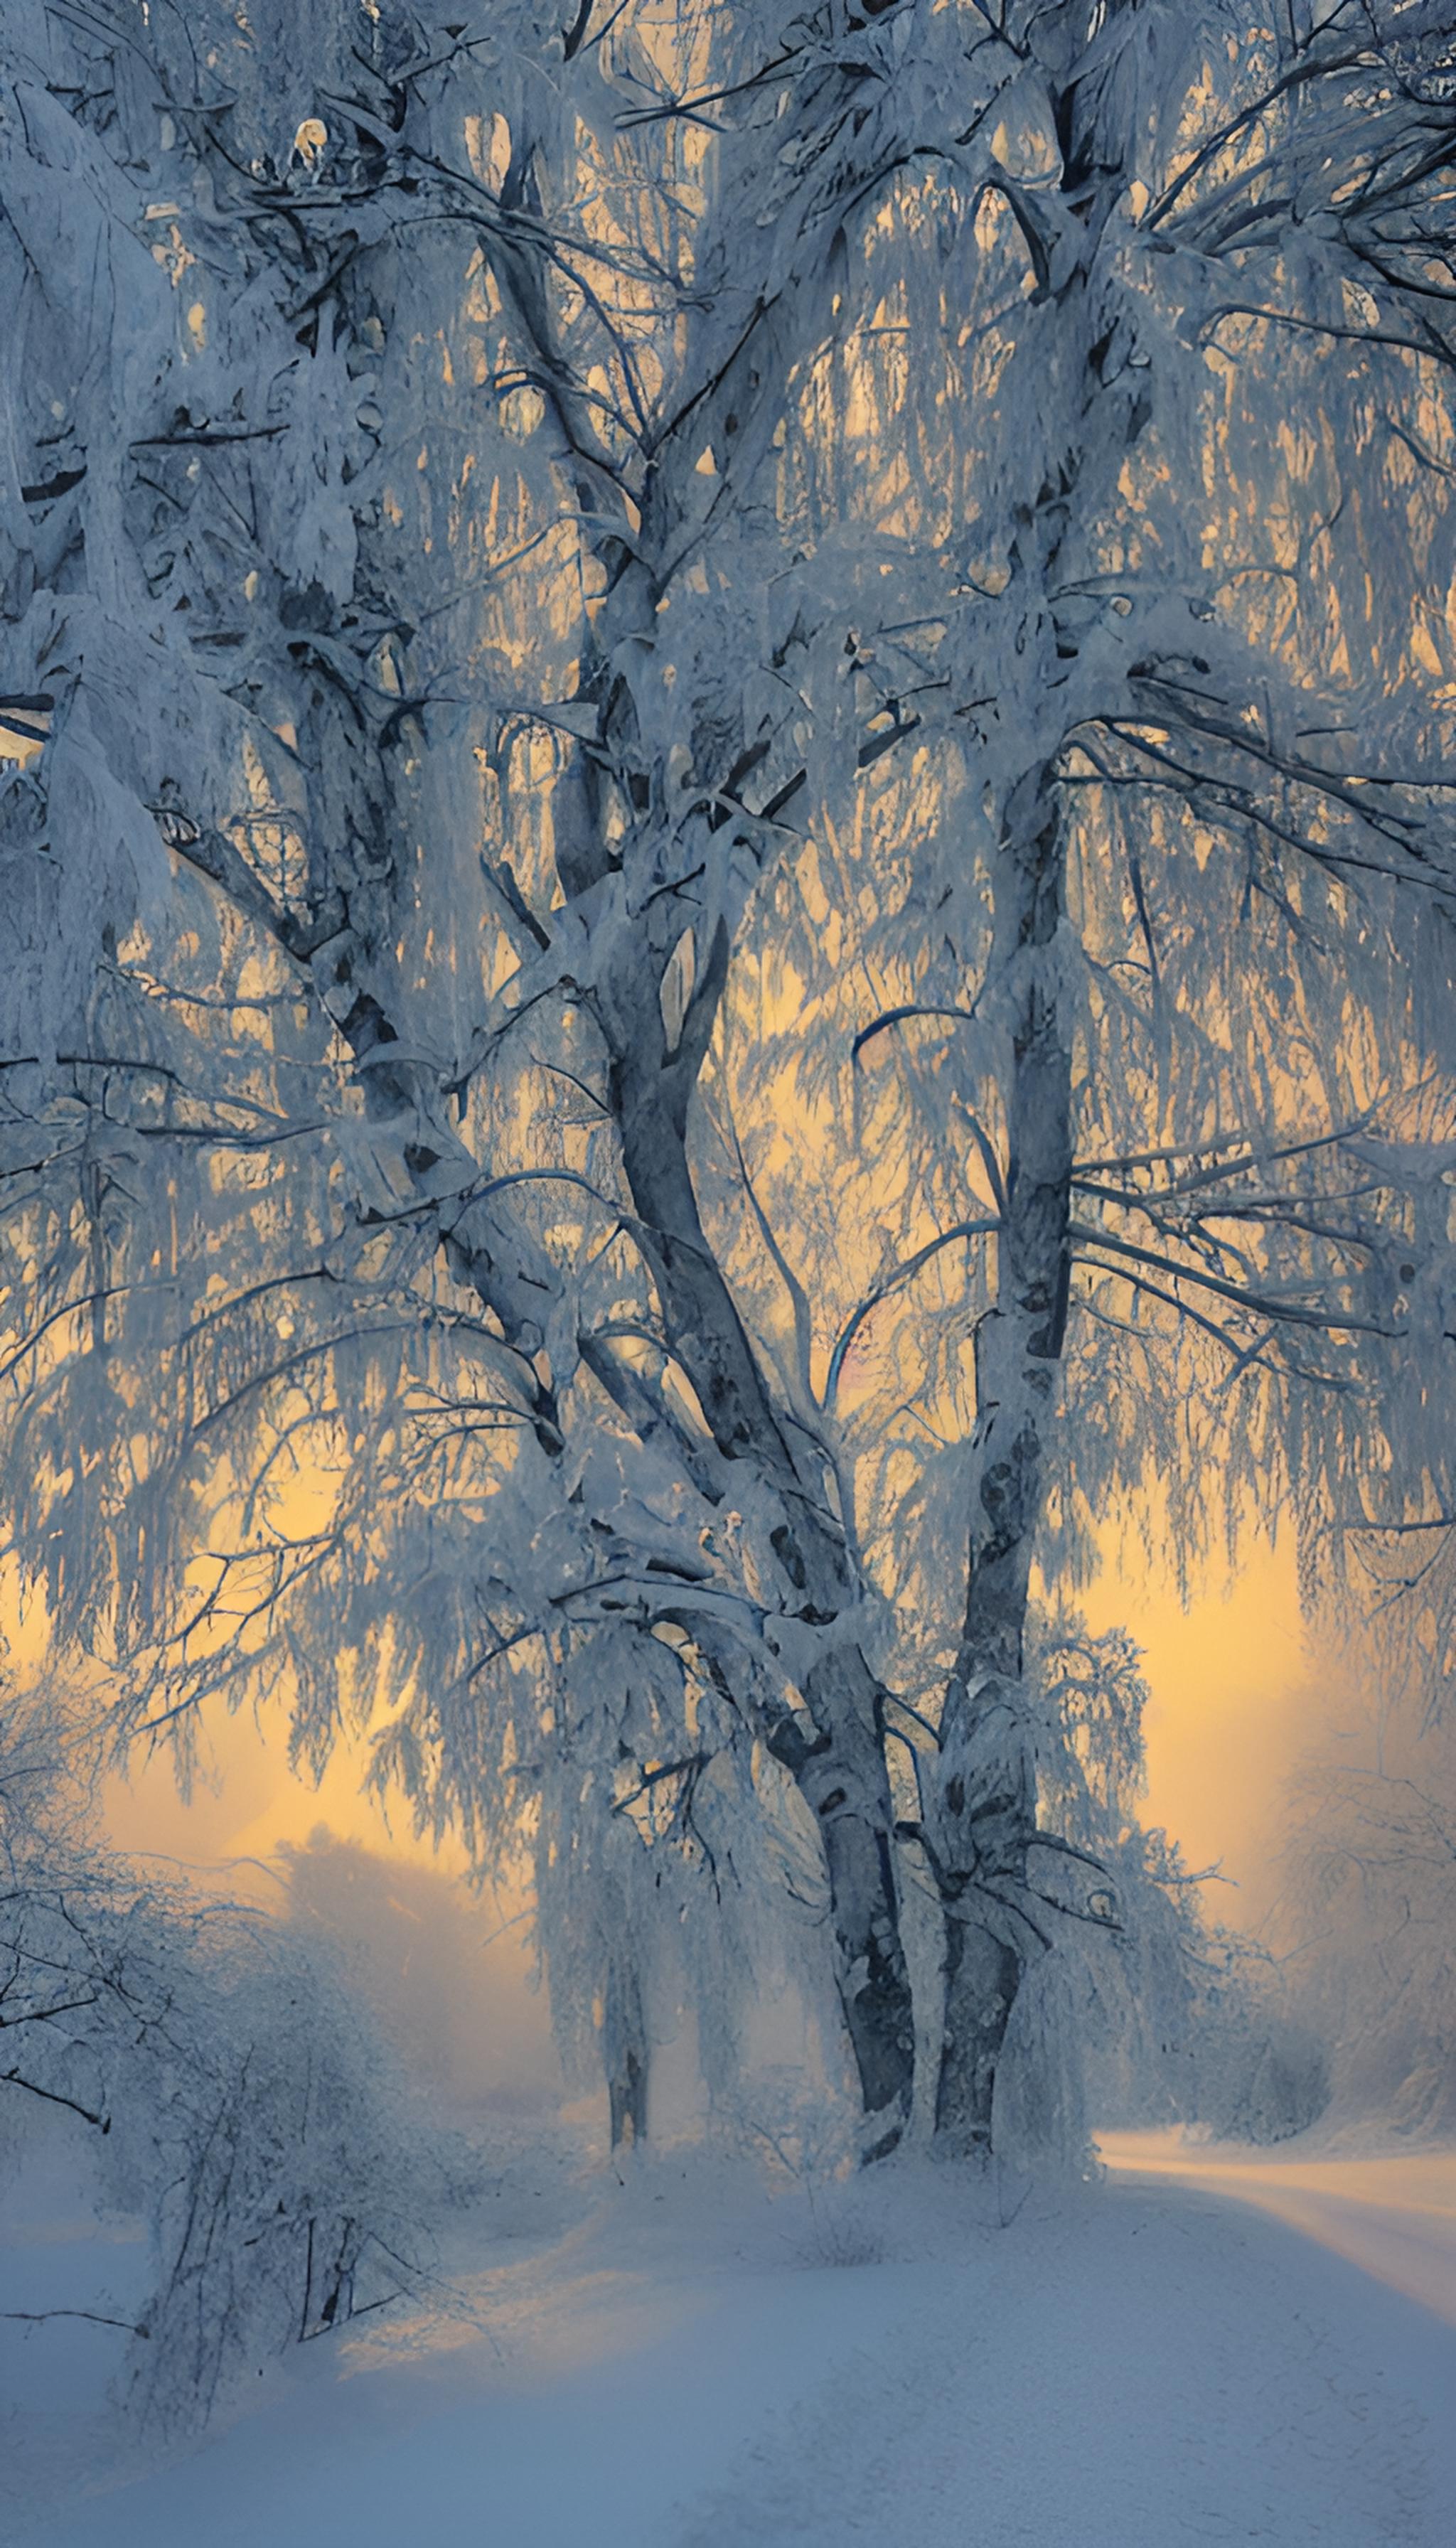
6, 0, 1456, 2166
720, 0, 1456, 2146
0, 0, 943, 2146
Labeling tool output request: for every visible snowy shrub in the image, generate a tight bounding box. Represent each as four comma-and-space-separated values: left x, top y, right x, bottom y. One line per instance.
717, 2063, 864, 2188
0, 1681, 478, 2427
961, 1620, 1332, 2153
980, 1621, 1213, 2151
1192, 2001, 1331, 2148
714, 2067, 887, 2266
791, 2190, 888, 2273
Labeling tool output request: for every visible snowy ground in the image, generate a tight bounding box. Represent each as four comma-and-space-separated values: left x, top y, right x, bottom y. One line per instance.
4, 2123, 1452, 2548
1100, 2130, 1456, 2328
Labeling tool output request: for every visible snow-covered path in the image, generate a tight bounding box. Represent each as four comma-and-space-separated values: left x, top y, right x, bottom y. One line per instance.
9, 2148, 1453, 2548
675, 2178, 1455, 2548
1098, 2133, 1456, 2328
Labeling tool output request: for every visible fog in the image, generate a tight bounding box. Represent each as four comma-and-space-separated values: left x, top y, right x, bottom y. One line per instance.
279, 1830, 563, 2115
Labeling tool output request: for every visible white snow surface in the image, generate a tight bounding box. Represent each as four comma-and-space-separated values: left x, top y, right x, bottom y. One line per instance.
1100, 2131, 1456, 2330
4, 2124, 1452, 2548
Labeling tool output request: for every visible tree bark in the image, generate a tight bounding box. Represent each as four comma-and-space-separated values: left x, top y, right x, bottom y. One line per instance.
927, 774, 1074, 2153
604, 1956, 650, 2149
478, 76, 927, 2153
922, 21, 1138, 2153
606, 1010, 916, 2148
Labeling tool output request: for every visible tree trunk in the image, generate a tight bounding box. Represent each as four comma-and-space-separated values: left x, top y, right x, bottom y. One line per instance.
481, 97, 922, 2152
604, 1957, 650, 2150
938, 1920, 1023, 2154
608, 1034, 915, 2148
776, 1643, 915, 2151
922, 36, 1132, 2149
927, 774, 1074, 2153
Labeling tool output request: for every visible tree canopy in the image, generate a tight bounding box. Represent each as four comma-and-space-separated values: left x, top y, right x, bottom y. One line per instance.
5, 0, 1456, 2158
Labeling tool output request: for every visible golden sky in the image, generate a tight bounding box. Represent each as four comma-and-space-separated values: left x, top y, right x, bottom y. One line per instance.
1082, 1521, 1311, 1919
102, 1707, 470, 1885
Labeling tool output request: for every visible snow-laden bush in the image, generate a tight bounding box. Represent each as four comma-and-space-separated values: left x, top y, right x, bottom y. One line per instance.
1, 1681, 479, 2426
711, 2066, 887, 2266
977, 1619, 1330, 2155
1192, 2004, 1330, 2148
